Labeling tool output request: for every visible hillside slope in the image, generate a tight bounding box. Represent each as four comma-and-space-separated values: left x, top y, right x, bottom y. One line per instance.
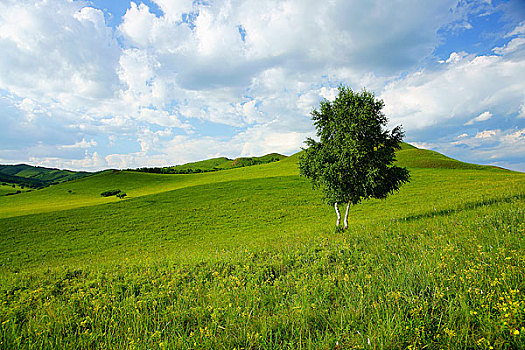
395, 146, 505, 170
135, 153, 287, 174
0, 145, 516, 218
0, 155, 298, 218
0, 145, 522, 264
0, 145, 523, 349
0, 164, 92, 188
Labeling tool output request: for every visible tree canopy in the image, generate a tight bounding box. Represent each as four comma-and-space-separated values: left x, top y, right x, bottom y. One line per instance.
299, 86, 410, 226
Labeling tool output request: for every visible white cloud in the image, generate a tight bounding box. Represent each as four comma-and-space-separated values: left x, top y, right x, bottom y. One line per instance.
474, 129, 498, 139
464, 111, 493, 125
493, 37, 525, 55
153, 0, 194, 21
234, 123, 311, 157
0, 0, 121, 105
412, 127, 525, 172
137, 108, 191, 130
381, 51, 525, 130
408, 141, 435, 150
17, 98, 39, 113
118, 49, 160, 98
1, 0, 524, 172
505, 21, 525, 37
445, 51, 470, 64
519, 103, 525, 118
242, 100, 262, 124
319, 87, 339, 101
26, 151, 108, 171
450, 128, 525, 160
118, 2, 158, 47
59, 138, 97, 149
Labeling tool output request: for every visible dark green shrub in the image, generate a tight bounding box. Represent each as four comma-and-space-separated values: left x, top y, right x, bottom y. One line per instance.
100, 189, 121, 197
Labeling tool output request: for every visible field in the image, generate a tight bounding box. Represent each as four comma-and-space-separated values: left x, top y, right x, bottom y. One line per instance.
0, 184, 29, 197
0, 164, 91, 188
163, 153, 287, 172
0, 146, 524, 349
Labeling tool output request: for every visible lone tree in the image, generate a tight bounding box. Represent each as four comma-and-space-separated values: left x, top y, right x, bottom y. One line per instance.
299, 86, 410, 229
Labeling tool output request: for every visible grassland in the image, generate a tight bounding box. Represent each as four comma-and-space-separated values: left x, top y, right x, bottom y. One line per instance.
165, 153, 287, 171
132, 153, 287, 175
0, 164, 91, 189
0, 184, 29, 197
0, 146, 523, 349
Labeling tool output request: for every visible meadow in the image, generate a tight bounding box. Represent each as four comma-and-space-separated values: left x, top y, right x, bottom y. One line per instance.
0, 146, 523, 349
0, 183, 29, 197
0, 164, 91, 188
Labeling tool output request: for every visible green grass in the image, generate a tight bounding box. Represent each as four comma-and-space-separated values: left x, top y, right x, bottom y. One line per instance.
395, 147, 502, 170
0, 164, 91, 187
168, 157, 232, 171
0, 155, 301, 219
0, 184, 30, 196
0, 147, 524, 349
166, 153, 287, 172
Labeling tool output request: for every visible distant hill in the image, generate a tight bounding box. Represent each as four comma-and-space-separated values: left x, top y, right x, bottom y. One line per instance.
395, 143, 508, 171
134, 153, 287, 174
0, 143, 510, 195
0, 164, 92, 189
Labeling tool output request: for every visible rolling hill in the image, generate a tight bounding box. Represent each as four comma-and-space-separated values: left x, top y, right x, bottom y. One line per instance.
134, 153, 287, 174
0, 144, 523, 349
0, 144, 511, 219
0, 164, 92, 189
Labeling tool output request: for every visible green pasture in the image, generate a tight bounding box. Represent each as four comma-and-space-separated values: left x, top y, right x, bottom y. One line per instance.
0, 146, 523, 348
165, 153, 286, 172
0, 154, 300, 219
0, 164, 90, 185
0, 184, 29, 197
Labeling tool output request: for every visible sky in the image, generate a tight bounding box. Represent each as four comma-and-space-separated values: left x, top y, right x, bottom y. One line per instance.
0, 0, 524, 172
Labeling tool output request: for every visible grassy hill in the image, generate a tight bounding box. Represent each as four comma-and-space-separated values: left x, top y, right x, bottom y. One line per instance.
0, 183, 30, 196
0, 145, 523, 349
0, 164, 92, 189
396, 147, 499, 170
135, 153, 287, 174
171, 153, 287, 170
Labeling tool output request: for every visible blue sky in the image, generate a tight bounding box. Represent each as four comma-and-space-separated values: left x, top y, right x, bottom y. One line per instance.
0, 0, 524, 171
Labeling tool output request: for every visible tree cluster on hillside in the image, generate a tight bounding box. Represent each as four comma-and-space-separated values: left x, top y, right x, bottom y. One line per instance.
133, 167, 217, 175
132, 155, 286, 174
0, 173, 46, 189
100, 189, 127, 199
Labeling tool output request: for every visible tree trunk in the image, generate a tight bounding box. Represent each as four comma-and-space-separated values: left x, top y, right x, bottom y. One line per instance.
344, 201, 351, 229
334, 202, 341, 226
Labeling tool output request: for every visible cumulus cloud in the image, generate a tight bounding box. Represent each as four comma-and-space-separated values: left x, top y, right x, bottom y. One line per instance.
505, 21, 525, 37
1, 0, 524, 171
464, 111, 493, 125
116, 0, 463, 115
381, 50, 525, 130
59, 138, 97, 150
519, 104, 525, 118
0, 0, 121, 105
493, 37, 525, 55
380, 19, 525, 171
450, 128, 525, 160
